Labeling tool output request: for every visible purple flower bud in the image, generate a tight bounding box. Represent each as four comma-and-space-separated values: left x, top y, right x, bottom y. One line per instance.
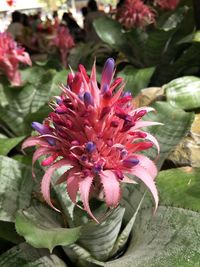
31, 122, 56, 146
101, 58, 115, 88
121, 149, 128, 158
84, 92, 94, 107
101, 84, 109, 94
31, 122, 50, 135
123, 157, 139, 168
80, 155, 87, 161
122, 91, 132, 97
85, 141, 96, 153
92, 163, 102, 174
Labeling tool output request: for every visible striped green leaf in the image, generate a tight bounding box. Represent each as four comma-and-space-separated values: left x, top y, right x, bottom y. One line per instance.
15, 204, 81, 253
0, 156, 33, 222
144, 101, 194, 169
0, 136, 25, 156
0, 68, 68, 136
76, 206, 125, 261
105, 206, 200, 267
165, 76, 200, 110
0, 242, 67, 267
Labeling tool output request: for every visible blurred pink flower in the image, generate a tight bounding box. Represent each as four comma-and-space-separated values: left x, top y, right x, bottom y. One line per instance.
117, 0, 156, 29
154, 0, 180, 10
52, 26, 74, 67
0, 32, 32, 86
23, 58, 161, 222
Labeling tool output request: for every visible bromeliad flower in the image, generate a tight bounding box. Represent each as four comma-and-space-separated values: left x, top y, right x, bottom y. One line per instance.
52, 26, 74, 67
154, 0, 180, 10
117, 0, 156, 29
0, 32, 32, 86
23, 58, 161, 222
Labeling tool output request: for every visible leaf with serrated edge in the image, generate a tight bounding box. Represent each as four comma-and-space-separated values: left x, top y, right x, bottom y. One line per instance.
15, 204, 81, 252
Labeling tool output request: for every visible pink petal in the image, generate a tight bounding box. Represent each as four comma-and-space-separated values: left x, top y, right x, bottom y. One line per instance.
17, 52, 32, 66
142, 131, 160, 153
22, 137, 48, 150
134, 154, 157, 178
122, 175, 137, 184
128, 165, 158, 210
79, 176, 99, 223
130, 106, 155, 116
100, 170, 121, 208
134, 121, 163, 129
32, 147, 53, 177
41, 159, 72, 211
67, 173, 80, 203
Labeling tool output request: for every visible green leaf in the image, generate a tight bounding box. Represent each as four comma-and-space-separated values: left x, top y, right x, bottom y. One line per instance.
15, 204, 81, 252
0, 242, 67, 267
77, 206, 125, 261
0, 68, 62, 136
165, 76, 200, 110
105, 206, 200, 267
157, 167, 200, 211
110, 193, 145, 257
157, 6, 187, 31
93, 17, 125, 50
93, 17, 133, 59
63, 243, 105, 267
144, 102, 194, 169
50, 69, 69, 96
0, 156, 33, 222
150, 43, 200, 86
144, 28, 176, 66
117, 66, 155, 96
0, 136, 25, 156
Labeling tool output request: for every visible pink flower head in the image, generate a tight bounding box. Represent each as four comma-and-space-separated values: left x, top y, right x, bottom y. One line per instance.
154, 0, 180, 10
0, 32, 32, 86
23, 58, 161, 222
117, 0, 156, 29
52, 26, 74, 67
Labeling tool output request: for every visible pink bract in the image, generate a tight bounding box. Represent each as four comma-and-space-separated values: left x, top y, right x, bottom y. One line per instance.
23, 58, 161, 222
117, 0, 156, 29
52, 26, 74, 67
0, 32, 32, 86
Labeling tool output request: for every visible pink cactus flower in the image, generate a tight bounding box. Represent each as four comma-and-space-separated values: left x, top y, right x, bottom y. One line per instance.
0, 32, 32, 86
23, 58, 161, 222
154, 0, 180, 10
117, 0, 156, 29
52, 26, 74, 67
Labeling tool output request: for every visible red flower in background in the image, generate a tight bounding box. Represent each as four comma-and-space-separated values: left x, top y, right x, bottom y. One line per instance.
117, 0, 156, 29
23, 58, 161, 222
6, 0, 15, 7
154, 0, 180, 10
52, 26, 74, 67
0, 32, 32, 86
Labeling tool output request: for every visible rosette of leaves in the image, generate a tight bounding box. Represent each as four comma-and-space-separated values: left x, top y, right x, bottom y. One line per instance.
1, 79, 199, 266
